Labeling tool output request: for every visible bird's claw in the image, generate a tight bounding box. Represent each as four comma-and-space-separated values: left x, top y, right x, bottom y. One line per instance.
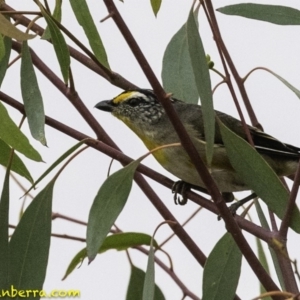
171, 181, 189, 205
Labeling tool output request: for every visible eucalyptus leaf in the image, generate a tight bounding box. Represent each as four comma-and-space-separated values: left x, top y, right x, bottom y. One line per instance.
0, 35, 11, 87
0, 162, 10, 289
9, 181, 54, 291
69, 0, 110, 69
0, 139, 33, 184
63, 232, 157, 280
0, 101, 42, 162
255, 200, 285, 290
150, 0, 162, 17
0, 34, 4, 60
38, 1, 70, 83
42, 0, 62, 40
25, 140, 86, 195
142, 238, 155, 300
256, 237, 271, 300
186, 8, 214, 166
263, 69, 300, 100
0, 13, 35, 40
21, 41, 46, 145
87, 158, 142, 262
217, 4, 300, 26
219, 120, 300, 233
127, 266, 165, 300
203, 233, 242, 300
162, 20, 198, 103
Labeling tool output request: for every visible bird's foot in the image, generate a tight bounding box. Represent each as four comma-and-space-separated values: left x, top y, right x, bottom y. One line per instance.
171, 181, 191, 205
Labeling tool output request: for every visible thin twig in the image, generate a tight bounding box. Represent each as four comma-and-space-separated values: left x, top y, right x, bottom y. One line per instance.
52, 212, 87, 226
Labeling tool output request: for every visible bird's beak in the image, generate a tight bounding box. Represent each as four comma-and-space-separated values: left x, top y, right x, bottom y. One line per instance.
94, 100, 114, 112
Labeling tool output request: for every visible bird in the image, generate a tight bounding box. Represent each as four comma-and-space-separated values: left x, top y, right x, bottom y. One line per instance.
95, 89, 300, 209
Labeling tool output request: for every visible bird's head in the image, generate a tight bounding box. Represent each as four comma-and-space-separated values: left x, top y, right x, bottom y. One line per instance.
95, 89, 166, 129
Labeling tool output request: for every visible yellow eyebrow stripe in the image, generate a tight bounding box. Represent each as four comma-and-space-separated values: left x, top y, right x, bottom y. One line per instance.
112, 91, 134, 104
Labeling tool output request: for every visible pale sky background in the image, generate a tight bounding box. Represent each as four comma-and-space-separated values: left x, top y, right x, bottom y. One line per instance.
2, 0, 300, 299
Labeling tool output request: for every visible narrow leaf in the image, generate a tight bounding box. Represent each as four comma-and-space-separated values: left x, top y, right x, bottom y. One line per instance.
142, 240, 155, 300
21, 41, 46, 145
42, 0, 62, 40
25, 140, 85, 195
38, 2, 70, 83
9, 181, 54, 291
127, 266, 165, 300
162, 23, 198, 104
262, 69, 300, 100
0, 34, 4, 60
0, 101, 42, 162
69, 0, 110, 69
63, 232, 157, 280
255, 200, 285, 290
255, 199, 270, 230
0, 13, 35, 40
217, 4, 300, 26
186, 8, 214, 165
0, 35, 11, 87
0, 139, 33, 184
150, 0, 162, 17
87, 158, 142, 262
219, 120, 300, 233
98, 232, 158, 252
0, 160, 10, 289
203, 233, 242, 300
256, 238, 271, 300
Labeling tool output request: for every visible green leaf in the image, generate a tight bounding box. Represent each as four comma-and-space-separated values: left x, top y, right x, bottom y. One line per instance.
69, 0, 110, 69
0, 161, 10, 289
218, 120, 300, 233
41, 0, 62, 40
0, 34, 4, 61
254, 199, 270, 230
9, 181, 53, 291
87, 158, 142, 262
186, 8, 214, 166
25, 140, 85, 195
143, 239, 155, 300
0, 139, 33, 184
162, 23, 198, 104
255, 201, 285, 290
150, 0, 162, 17
0, 13, 35, 40
262, 69, 300, 100
0, 101, 42, 162
38, 2, 70, 83
256, 237, 271, 300
63, 232, 157, 280
202, 233, 242, 300
0, 35, 11, 87
217, 4, 300, 26
127, 266, 165, 300
98, 232, 158, 252
21, 41, 46, 145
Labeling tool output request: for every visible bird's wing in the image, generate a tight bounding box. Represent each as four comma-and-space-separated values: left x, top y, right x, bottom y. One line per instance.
174, 102, 300, 159
216, 110, 300, 158
250, 128, 300, 158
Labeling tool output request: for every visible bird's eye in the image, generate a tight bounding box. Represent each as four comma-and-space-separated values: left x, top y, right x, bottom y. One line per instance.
128, 98, 139, 107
